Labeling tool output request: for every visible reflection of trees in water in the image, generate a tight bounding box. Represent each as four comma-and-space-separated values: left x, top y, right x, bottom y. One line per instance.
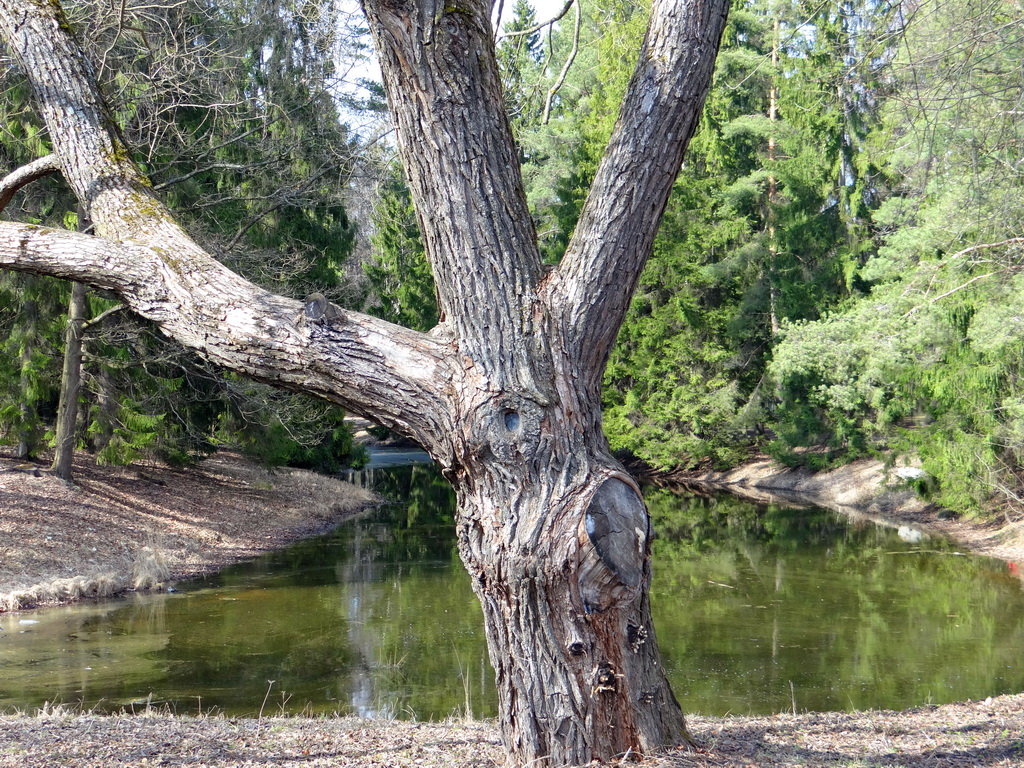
335, 465, 492, 718
0, 597, 172, 708
4, 475, 1023, 718
647, 488, 1024, 714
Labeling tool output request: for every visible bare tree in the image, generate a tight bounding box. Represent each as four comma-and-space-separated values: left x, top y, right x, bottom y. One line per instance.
0, 0, 727, 764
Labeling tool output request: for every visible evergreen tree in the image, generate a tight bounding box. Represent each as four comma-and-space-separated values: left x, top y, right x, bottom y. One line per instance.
602, 0, 884, 468
364, 164, 437, 331
496, 0, 544, 133
0, 77, 79, 459
768, 0, 1024, 513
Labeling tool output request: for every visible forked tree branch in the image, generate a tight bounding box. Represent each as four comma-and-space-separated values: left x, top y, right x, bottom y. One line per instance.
0, 0, 453, 449
546, 0, 729, 386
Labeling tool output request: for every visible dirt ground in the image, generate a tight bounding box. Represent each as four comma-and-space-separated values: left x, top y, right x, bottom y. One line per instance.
0, 450, 375, 611
0, 693, 1021, 767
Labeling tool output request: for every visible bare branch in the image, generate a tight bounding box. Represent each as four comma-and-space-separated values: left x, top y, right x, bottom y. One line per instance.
223, 165, 333, 251
902, 271, 1002, 318
935, 236, 1024, 268
152, 162, 250, 191
0, 154, 61, 214
82, 303, 128, 330
541, 0, 581, 125
497, 0, 574, 41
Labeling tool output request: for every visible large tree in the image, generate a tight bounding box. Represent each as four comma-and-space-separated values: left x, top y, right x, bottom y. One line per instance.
0, 0, 727, 763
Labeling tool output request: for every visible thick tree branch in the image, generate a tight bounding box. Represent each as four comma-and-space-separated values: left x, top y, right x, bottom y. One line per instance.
546, 0, 729, 387
0, 0, 453, 450
0, 220, 453, 448
361, 0, 545, 388
0, 154, 60, 214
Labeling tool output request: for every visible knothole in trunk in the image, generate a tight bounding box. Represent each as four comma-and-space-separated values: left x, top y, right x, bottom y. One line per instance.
592, 662, 620, 695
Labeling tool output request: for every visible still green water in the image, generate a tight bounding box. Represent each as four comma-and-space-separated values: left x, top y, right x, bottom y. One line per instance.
1, 462, 1022, 718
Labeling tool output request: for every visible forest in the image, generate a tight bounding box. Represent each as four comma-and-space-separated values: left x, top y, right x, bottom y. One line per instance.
2, 0, 1022, 520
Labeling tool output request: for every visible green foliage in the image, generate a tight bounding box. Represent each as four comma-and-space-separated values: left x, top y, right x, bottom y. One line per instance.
93, 399, 165, 466
600, 0, 879, 468
219, 384, 367, 473
767, 0, 1024, 515
497, 0, 544, 132
769, 261, 1024, 513
0, 279, 68, 458
364, 165, 437, 331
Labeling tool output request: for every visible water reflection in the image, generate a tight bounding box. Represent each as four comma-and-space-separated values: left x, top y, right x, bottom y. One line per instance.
646, 491, 1024, 714
1, 463, 1022, 718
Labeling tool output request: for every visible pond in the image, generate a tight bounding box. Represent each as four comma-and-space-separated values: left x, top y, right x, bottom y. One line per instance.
1, 458, 1023, 718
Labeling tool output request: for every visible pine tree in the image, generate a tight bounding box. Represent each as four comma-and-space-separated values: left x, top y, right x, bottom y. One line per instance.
364, 164, 437, 332
602, 0, 886, 468
768, 0, 1024, 512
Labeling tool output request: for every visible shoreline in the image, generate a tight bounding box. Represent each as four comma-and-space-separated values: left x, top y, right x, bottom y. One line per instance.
1, 450, 1023, 765
4, 450, 1022, 612
647, 455, 1024, 566
0, 450, 376, 612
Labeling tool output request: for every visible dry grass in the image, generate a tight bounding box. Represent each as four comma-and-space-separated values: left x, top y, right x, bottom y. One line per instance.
0, 694, 1021, 767
0, 450, 376, 612
0, 572, 124, 613
668, 694, 1024, 767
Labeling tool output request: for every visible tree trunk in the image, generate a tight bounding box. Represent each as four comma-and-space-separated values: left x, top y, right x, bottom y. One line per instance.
50, 281, 87, 480
420, 309, 692, 764
14, 298, 39, 460
454, 443, 687, 763
0, 0, 728, 763
767, 15, 780, 338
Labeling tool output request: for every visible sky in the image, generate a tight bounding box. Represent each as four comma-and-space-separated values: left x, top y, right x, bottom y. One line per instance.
498, 0, 570, 26
335, 0, 573, 136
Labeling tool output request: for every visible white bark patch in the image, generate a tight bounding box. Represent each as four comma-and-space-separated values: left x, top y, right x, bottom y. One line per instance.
369, 329, 438, 380
224, 305, 262, 339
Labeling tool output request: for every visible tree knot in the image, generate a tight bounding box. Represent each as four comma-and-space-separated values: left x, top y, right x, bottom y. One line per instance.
577, 476, 649, 613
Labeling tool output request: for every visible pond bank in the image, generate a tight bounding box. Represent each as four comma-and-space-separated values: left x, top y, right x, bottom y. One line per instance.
654, 455, 1024, 566
0, 450, 375, 612
0, 692, 1022, 767
3, 449, 1023, 612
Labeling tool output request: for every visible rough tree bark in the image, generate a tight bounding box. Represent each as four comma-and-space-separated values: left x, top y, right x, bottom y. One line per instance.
0, 0, 728, 764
